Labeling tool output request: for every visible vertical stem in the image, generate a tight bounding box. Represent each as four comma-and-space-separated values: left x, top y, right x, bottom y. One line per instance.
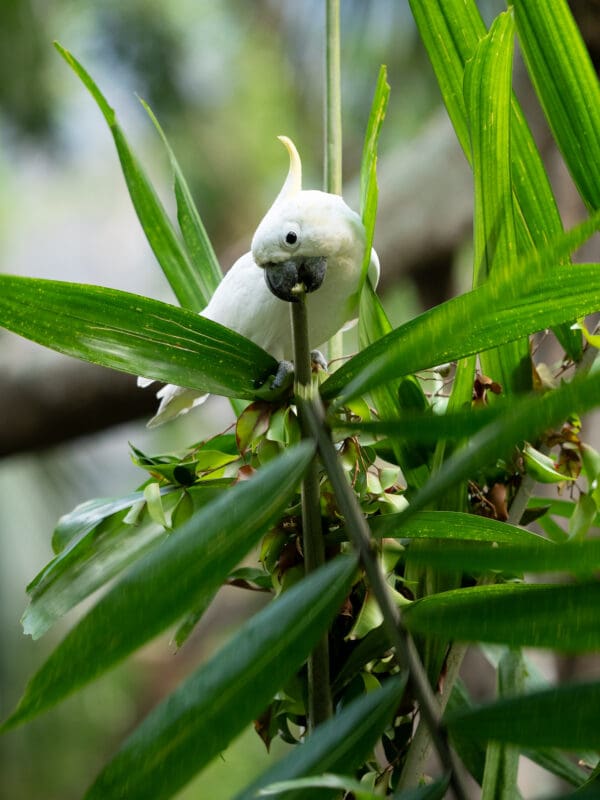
301, 395, 470, 800
290, 293, 332, 730
325, 0, 343, 196
325, 0, 344, 364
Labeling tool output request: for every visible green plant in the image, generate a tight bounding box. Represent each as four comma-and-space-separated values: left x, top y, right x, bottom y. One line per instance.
2, 1, 600, 798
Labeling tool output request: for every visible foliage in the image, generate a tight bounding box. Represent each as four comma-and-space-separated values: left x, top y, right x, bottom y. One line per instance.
2, 1, 600, 798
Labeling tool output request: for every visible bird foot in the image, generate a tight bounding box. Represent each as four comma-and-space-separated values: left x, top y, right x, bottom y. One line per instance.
310, 350, 328, 372
270, 360, 295, 390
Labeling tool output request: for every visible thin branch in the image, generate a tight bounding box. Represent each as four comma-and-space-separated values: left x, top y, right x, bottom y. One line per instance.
300, 393, 469, 800
324, 0, 342, 196
325, 0, 344, 364
290, 292, 332, 730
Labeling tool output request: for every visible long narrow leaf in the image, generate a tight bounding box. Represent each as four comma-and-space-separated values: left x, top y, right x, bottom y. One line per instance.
404, 582, 600, 652
446, 681, 600, 750
358, 282, 429, 490
481, 650, 524, 800
464, 11, 531, 394
139, 98, 222, 300
2, 442, 314, 729
367, 510, 547, 546
402, 538, 600, 575
333, 406, 499, 442
55, 43, 208, 311
23, 485, 224, 639
322, 257, 600, 404
408, 0, 580, 357
514, 0, 600, 211
84, 556, 358, 800
358, 64, 389, 290
0, 276, 277, 399
236, 675, 407, 800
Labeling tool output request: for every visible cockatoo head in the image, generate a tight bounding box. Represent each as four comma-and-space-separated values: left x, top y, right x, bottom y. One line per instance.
251, 136, 364, 302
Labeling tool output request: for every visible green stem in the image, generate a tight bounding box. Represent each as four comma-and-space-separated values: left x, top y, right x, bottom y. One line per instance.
301, 395, 470, 800
290, 293, 332, 730
325, 0, 344, 364
324, 0, 342, 196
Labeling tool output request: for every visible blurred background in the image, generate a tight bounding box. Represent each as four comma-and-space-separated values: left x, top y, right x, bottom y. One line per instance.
0, 1, 597, 797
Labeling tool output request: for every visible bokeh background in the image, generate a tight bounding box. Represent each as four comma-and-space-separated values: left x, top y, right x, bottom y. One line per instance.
0, 1, 597, 797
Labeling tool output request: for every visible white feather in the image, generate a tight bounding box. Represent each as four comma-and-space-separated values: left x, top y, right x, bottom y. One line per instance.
142, 137, 379, 427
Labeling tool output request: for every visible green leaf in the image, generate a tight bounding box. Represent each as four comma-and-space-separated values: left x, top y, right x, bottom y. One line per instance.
358, 65, 390, 290
51, 490, 154, 554
482, 645, 591, 788
408, 0, 580, 358
392, 778, 451, 800
464, 11, 531, 394
523, 443, 575, 484
514, 0, 600, 211
358, 281, 429, 490
367, 510, 547, 546
83, 556, 358, 800
55, 43, 210, 312
322, 244, 600, 404
331, 625, 390, 693
385, 370, 600, 521
258, 775, 380, 799
24, 485, 225, 640
334, 406, 499, 444
404, 582, 600, 652
54, 42, 208, 311
143, 482, 170, 528
2, 443, 314, 729
402, 537, 600, 576
236, 675, 407, 800
139, 97, 222, 301
0, 276, 277, 399
481, 650, 525, 800
528, 496, 600, 529
569, 494, 598, 540
446, 680, 600, 750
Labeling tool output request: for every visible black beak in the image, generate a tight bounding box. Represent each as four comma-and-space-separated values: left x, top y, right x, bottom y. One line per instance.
263, 257, 327, 302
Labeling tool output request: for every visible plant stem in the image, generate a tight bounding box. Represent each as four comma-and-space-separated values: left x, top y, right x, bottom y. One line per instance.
325, 0, 344, 364
290, 291, 332, 730
324, 0, 342, 196
300, 395, 470, 800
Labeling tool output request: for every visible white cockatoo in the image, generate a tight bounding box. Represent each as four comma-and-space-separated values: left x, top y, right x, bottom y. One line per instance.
141, 136, 379, 426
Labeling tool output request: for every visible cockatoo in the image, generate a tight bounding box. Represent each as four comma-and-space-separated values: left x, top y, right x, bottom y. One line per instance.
141, 136, 379, 426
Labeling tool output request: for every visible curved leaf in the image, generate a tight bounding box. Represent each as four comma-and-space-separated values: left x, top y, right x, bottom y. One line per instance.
23, 485, 224, 640
358, 64, 389, 291
402, 538, 600, 576
55, 43, 209, 311
236, 675, 407, 800
446, 680, 600, 750
0, 276, 277, 399
408, 0, 580, 357
2, 442, 314, 729
464, 11, 531, 395
139, 98, 222, 300
367, 510, 546, 546
334, 405, 499, 443
84, 556, 358, 800
404, 582, 600, 652
322, 258, 600, 404
514, 0, 600, 211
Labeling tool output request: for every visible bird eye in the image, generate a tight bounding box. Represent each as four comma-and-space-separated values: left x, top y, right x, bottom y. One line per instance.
285, 231, 298, 245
